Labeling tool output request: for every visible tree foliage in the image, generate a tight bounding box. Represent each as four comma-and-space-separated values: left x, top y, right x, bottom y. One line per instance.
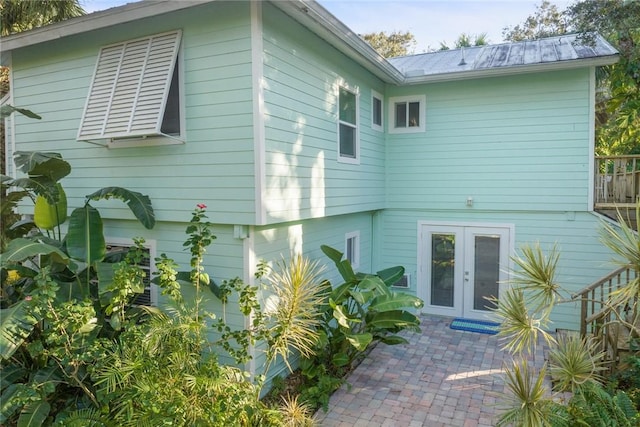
504, 0, 640, 155
502, 0, 569, 42
567, 0, 640, 155
0, 0, 85, 36
362, 30, 416, 58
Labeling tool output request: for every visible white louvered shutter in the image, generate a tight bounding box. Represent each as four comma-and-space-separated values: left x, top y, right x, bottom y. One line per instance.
78, 31, 182, 140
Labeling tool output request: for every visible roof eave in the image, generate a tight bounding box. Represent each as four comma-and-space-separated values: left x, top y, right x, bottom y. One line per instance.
401, 54, 620, 84
271, 0, 404, 84
0, 0, 206, 55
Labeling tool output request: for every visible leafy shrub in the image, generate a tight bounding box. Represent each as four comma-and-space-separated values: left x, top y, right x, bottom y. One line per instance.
0, 151, 155, 426
298, 245, 423, 410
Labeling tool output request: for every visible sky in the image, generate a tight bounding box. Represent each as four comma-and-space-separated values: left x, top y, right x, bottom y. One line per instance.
80, 0, 572, 53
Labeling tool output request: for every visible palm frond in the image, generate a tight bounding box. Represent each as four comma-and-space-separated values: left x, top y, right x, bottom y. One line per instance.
279, 393, 316, 427
266, 254, 328, 371
509, 243, 563, 316
492, 287, 556, 355
548, 333, 605, 393
497, 360, 565, 427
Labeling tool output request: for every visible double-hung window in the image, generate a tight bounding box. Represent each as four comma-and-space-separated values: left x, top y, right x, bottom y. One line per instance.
389, 95, 426, 133
345, 231, 360, 269
338, 85, 359, 163
371, 90, 383, 132
78, 30, 183, 146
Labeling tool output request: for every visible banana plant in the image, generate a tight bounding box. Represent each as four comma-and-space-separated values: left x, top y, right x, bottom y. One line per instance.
302, 245, 423, 380
0, 151, 155, 426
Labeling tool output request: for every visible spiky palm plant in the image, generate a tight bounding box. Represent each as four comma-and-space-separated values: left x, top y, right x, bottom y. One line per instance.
492, 287, 555, 355
264, 254, 328, 373
509, 243, 563, 317
548, 334, 606, 394
279, 393, 316, 427
497, 360, 568, 427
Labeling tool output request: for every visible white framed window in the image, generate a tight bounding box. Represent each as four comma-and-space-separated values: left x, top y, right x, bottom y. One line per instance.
338, 85, 359, 163
371, 90, 383, 132
345, 231, 360, 269
78, 30, 184, 147
388, 95, 426, 134
105, 238, 157, 306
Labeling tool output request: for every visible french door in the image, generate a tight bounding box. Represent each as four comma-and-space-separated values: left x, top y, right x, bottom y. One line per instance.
419, 224, 511, 319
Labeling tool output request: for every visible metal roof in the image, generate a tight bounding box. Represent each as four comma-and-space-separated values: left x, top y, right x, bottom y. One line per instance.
389, 34, 619, 83
0, 1, 619, 84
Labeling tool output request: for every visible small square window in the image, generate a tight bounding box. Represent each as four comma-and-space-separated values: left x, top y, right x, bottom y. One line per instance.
345, 231, 360, 269
371, 90, 383, 132
389, 95, 426, 134
338, 85, 359, 163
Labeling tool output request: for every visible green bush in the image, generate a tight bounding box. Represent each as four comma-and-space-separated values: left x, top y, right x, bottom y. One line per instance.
298, 245, 423, 411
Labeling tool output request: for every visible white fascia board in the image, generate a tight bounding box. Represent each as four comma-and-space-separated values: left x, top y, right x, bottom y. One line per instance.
401, 54, 620, 85
0, 0, 209, 55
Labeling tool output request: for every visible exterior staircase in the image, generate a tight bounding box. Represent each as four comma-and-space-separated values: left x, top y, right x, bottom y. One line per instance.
573, 266, 638, 372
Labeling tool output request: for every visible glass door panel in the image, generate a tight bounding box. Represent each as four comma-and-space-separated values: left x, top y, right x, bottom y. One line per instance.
472, 235, 500, 311
431, 234, 455, 307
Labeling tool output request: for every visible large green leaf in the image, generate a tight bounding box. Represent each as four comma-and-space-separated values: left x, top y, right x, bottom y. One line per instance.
331, 353, 350, 367
358, 275, 390, 296
0, 384, 21, 424
376, 266, 405, 287
321, 245, 356, 282
330, 282, 355, 304
345, 332, 372, 351
0, 301, 38, 360
365, 310, 421, 329
0, 238, 69, 267
0, 106, 41, 120
85, 187, 155, 229
0, 365, 25, 391
13, 151, 70, 185
378, 335, 409, 345
66, 206, 106, 263
370, 292, 424, 312
332, 304, 352, 329
33, 366, 61, 386
17, 400, 50, 427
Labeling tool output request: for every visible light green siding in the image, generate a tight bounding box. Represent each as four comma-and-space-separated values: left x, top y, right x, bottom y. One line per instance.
10, 2, 256, 224
261, 4, 386, 224
378, 209, 618, 331
386, 70, 592, 212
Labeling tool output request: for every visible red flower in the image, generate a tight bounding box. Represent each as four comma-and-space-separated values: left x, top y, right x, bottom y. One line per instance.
25, 296, 32, 301
197, 203, 207, 209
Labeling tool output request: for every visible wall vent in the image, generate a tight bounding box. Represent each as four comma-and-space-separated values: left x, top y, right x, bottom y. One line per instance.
392, 274, 410, 288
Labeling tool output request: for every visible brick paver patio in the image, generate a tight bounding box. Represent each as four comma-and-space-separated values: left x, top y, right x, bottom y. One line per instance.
316, 315, 547, 426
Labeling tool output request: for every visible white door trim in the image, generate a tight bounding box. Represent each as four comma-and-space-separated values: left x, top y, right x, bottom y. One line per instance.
417, 221, 515, 319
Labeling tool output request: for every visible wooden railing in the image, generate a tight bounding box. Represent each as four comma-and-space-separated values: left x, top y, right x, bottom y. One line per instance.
572, 266, 638, 371
595, 155, 640, 206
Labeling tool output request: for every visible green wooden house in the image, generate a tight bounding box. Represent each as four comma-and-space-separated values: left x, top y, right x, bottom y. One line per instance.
1, 0, 620, 379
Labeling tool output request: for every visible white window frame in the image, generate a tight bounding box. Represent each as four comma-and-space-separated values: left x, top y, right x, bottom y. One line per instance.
105, 238, 158, 306
78, 30, 185, 148
371, 90, 383, 132
388, 95, 426, 134
345, 231, 360, 269
337, 84, 360, 164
